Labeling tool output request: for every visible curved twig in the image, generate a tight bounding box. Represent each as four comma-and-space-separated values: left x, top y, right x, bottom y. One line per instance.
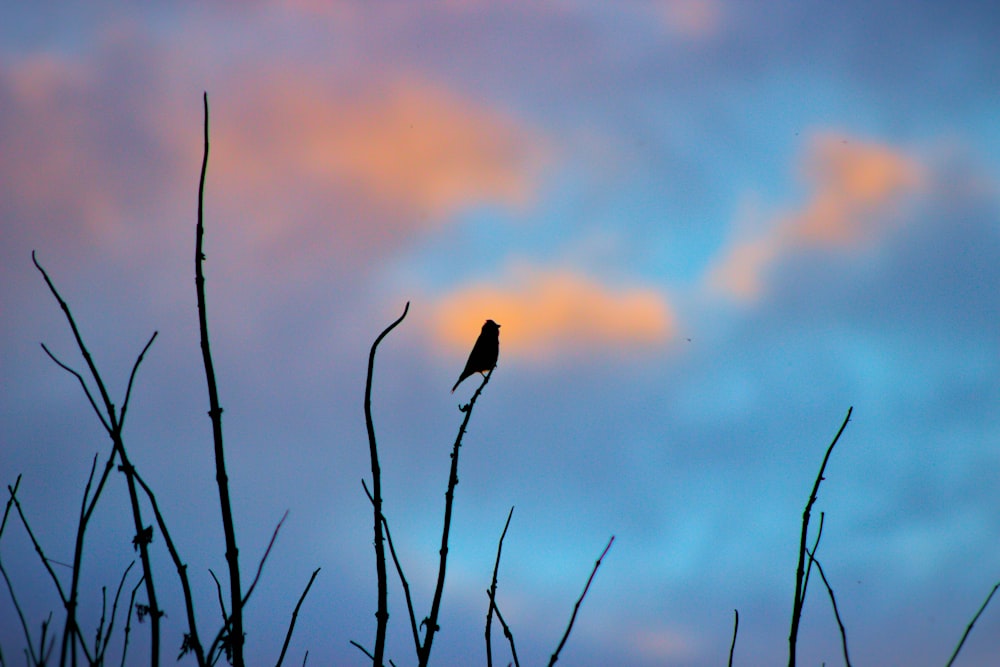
364, 301, 410, 667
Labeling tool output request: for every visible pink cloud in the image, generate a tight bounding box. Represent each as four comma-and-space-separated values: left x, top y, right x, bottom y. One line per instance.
708, 132, 926, 300
179, 69, 553, 269
211, 70, 548, 214
656, 0, 724, 38
430, 266, 675, 359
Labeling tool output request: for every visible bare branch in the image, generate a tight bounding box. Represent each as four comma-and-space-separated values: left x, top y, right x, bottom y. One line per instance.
39, 342, 111, 433
99, 561, 136, 662
207, 512, 288, 665
489, 599, 520, 667
133, 469, 207, 666
806, 549, 852, 667
0, 555, 39, 666
275, 568, 321, 667
486, 507, 515, 667
728, 609, 739, 667
548, 535, 615, 667
349, 640, 375, 661
363, 479, 420, 656
788, 406, 852, 667
118, 331, 159, 428
364, 301, 410, 667
419, 366, 495, 667
946, 580, 1000, 667
195, 90, 245, 667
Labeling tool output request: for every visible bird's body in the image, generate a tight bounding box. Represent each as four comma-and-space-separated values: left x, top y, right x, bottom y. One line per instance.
451, 319, 500, 392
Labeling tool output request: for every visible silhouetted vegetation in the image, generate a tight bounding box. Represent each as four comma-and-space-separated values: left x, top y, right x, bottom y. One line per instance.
2, 94, 997, 667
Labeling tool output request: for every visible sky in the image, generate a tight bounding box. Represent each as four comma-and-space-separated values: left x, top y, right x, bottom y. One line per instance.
2, 1, 1000, 665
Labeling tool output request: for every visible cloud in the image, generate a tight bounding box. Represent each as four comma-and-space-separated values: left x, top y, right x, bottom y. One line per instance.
429, 266, 675, 359
212, 70, 549, 218
656, 0, 723, 38
628, 625, 698, 660
707, 131, 926, 300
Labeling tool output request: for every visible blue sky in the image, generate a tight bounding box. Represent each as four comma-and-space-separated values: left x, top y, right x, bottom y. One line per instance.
2, 2, 1000, 665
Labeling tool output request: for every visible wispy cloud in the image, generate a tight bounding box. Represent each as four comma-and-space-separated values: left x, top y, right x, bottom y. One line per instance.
707, 131, 926, 300
429, 265, 675, 359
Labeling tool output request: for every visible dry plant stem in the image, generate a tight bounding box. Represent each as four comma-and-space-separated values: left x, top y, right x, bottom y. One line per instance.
361, 480, 421, 655
728, 609, 738, 667
33, 252, 161, 666
363, 301, 410, 667
945, 579, 1000, 667
195, 92, 244, 667
98, 561, 136, 663
0, 479, 38, 666
486, 507, 515, 667
805, 549, 851, 667
0, 474, 19, 538
121, 576, 144, 667
418, 368, 494, 667
548, 535, 615, 667
206, 513, 287, 665
801, 512, 826, 613
788, 406, 852, 667
489, 600, 520, 667
350, 640, 375, 661
133, 470, 207, 667
8, 480, 97, 665
275, 567, 321, 667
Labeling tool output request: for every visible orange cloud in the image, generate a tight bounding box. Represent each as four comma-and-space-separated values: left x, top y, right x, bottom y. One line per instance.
708, 132, 926, 300
211, 71, 549, 223
430, 267, 675, 359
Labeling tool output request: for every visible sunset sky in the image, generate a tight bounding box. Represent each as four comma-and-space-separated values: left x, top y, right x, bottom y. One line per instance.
3, 2, 1000, 665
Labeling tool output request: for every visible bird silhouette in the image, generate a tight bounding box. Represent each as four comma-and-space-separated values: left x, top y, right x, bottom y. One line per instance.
451, 319, 500, 392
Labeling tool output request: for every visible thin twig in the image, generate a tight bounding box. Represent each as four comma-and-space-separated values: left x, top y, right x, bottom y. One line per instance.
419, 367, 495, 667
548, 535, 615, 667
0, 475, 20, 540
486, 507, 515, 667
362, 479, 420, 655
209, 569, 228, 623
207, 512, 288, 665
133, 469, 207, 666
121, 576, 145, 667
38, 342, 110, 433
0, 556, 38, 666
195, 90, 245, 667
945, 580, 1000, 667
99, 561, 136, 662
788, 406, 852, 667
8, 483, 68, 603
728, 609, 739, 667
242, 511, 287, 607
806, 549, 852, 667
364, 301, 410, 667
489, 599, 520, 667
275, 568, 321, 667
801, 512, 825, 614
34, 251, 163, 667
349, 640, 375, 661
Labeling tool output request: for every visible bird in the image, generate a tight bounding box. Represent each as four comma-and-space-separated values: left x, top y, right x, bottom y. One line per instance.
451, 319, 500, 392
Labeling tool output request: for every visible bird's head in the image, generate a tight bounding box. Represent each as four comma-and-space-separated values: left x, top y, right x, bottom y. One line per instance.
483, 319, 500, 331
